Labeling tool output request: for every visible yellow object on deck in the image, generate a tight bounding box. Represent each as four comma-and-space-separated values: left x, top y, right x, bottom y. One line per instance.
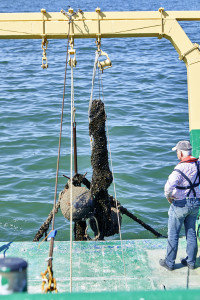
41, 266, 58, 293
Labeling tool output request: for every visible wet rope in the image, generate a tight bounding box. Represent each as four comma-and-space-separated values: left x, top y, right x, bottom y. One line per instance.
33, 199, 61, 242
47, 19, 71, 273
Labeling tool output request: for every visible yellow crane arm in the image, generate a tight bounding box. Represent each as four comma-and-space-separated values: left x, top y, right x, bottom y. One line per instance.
0, 8, 200, 156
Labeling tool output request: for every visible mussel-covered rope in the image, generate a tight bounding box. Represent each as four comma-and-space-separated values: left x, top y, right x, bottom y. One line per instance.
33, 199, 61, 242
33, 189, 165, 241
88, 51, 100, 121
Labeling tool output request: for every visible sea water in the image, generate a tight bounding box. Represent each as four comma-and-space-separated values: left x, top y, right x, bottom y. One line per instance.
0, 0, 200, 242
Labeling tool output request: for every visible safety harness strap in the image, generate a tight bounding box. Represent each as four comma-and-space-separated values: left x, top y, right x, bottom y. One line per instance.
174, 161, 200, 197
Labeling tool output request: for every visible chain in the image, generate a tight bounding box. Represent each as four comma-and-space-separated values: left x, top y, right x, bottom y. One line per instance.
41, 38, 48, 69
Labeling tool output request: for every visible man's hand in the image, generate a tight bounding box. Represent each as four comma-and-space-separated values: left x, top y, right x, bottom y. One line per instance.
165, 190, 174, 204
167, 197, 174, 204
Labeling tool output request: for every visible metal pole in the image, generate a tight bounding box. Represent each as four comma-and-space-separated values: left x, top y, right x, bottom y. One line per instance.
73, 122, 78, 174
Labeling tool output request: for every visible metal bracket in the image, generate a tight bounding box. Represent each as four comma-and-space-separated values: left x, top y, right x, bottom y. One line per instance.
68, 48, 77, 67
60, 7, 80, 23
41, 37, 48, 69
61, 7, 79, 65
94, 8, 111, 72
41, 9, 48, 69
158, 7, 164, 39
96, 7, 101, 51
179, 43, 200, 60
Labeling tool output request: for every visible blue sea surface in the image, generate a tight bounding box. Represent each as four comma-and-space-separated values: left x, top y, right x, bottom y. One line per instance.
1, 0, 200, 242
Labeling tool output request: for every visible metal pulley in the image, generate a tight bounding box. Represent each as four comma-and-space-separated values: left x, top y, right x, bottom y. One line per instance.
98, 50, 112, 72
68, 49, 77, 67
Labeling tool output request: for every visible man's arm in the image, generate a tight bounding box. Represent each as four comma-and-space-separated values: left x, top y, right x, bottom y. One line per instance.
164, 168, 182, 203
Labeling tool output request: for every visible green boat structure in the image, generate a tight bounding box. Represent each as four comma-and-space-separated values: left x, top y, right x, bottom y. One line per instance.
1, 238, 200, 298
1, 7, 200, 299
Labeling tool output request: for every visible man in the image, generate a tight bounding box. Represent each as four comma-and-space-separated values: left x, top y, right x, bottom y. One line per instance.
160, 140, 200, 271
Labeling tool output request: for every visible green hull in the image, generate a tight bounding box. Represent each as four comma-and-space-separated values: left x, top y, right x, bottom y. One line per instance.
2, 289, 200, 300
190, 129, 200, 158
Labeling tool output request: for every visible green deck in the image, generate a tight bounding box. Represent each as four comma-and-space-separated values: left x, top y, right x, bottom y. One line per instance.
0, 238, 200, 297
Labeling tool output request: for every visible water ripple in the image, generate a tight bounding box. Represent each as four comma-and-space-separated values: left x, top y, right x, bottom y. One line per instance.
0, 0, 199, 241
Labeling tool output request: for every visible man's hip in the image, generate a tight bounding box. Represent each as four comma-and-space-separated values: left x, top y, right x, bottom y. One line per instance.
172, 198, 200, 207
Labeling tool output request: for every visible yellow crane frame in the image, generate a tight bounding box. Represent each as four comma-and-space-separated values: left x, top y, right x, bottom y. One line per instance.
0, 8, 200, 156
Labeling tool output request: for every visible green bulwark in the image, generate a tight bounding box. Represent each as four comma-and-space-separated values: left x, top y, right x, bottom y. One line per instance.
0, 238, 200, 298
190, 129, 200, 158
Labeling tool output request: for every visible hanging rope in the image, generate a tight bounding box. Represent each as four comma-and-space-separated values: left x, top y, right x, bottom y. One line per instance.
99, 72, 166, 239
98, 69, 128, 288
48, 20, 70, 266
107, 128, 128, 288
69, 46, 76, 293
40, 15, 72, 294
